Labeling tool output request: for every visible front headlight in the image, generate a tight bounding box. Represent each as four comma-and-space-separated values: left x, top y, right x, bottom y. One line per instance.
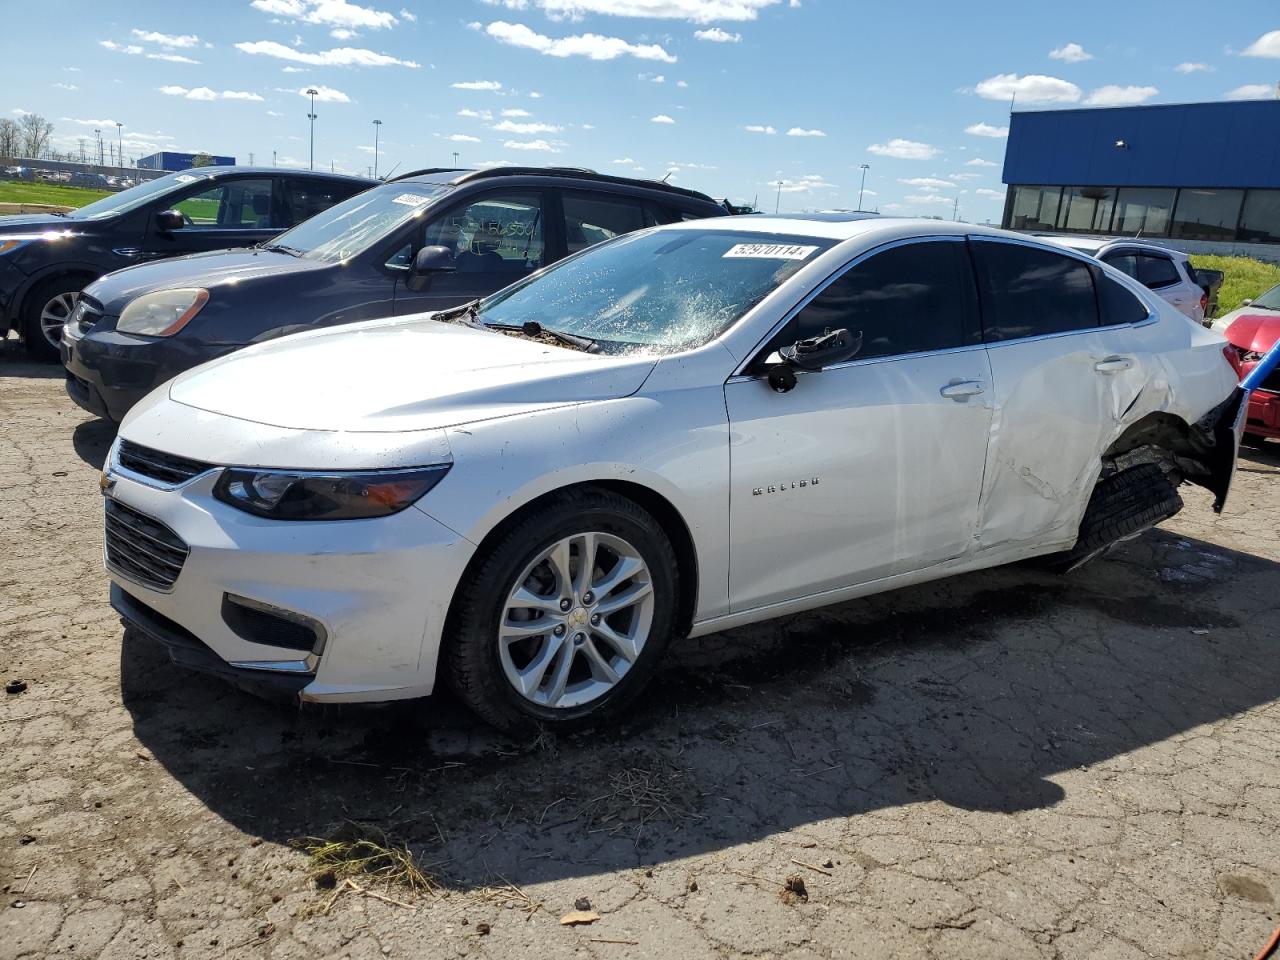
117, 288, 209, 337
213, 465, 451, 520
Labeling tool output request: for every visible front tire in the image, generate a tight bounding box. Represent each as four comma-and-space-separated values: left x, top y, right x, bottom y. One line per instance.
443, 488, 679, 735
22, 277, 83, 361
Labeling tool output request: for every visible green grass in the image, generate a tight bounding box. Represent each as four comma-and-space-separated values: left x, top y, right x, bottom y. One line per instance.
1190, 254, 1280, 317
0, 180, 112, 208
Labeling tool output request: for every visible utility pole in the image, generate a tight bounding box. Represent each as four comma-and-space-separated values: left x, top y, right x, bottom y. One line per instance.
857, 163, 870, 211
272, 149, 277, 167
94, 128, 102, 167
78, 138, 85, 163
115, 121, 123, 171
248, 152, 255, 165
952, 197, 960, 221
775, 179, 783, 214
452, 150, 459, 167
305, 88, 319, 171
372, 119, 382, 178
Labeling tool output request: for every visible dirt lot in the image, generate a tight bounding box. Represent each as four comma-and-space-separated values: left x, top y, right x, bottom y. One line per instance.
3, 340, 1280, 959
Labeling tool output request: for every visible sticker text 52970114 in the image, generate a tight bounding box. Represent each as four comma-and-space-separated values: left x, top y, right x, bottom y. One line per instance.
723, 243, 819, 260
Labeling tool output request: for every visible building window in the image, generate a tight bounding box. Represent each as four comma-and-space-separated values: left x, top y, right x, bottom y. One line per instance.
1059, 187, 1116, 233
1171, 189, 1244, 241
1007, 185, 1062, 232
1112, 188, 1175, 236
1239, 190, 1280, 244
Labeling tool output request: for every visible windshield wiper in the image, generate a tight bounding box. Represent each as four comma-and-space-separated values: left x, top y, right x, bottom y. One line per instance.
260, 242, 303, 257
486, 320, 596, 352
436, 298, 485, 328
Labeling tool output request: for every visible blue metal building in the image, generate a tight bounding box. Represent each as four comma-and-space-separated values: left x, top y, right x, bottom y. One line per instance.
137, 151, 236, 172
1001, 100, 1280, 246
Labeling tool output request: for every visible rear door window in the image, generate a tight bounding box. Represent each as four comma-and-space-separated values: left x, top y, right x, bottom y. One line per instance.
423, 191, 545, 274
171, 178, 279, 229
285, 178, 367, 226
1137, 255, 1181, 289
1096, 271, 1151, 326
971, 240, 1099, 341
562, 192, 659, 255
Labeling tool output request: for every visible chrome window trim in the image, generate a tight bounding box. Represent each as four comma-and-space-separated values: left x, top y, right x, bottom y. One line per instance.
730, 235, 972, 379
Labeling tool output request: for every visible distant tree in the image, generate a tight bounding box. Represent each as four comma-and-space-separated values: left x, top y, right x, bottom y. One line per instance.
191, 152, 214, 168
0, 118, 19, 158
17, 113, 53, 159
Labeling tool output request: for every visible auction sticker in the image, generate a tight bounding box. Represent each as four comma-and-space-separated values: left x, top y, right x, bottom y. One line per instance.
174, 174, 198, 184
392, 193, 432, 206
723, 243, 818, 260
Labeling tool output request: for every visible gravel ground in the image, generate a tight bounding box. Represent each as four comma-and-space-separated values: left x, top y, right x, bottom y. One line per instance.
3, 340, 1279, 959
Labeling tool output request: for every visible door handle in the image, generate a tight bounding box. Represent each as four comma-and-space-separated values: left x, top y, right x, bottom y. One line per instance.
939, 380, 985, 400
1094, 356, 1133, 373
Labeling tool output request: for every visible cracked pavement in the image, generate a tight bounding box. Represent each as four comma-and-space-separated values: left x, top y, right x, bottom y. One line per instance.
2, 341, 1279, 959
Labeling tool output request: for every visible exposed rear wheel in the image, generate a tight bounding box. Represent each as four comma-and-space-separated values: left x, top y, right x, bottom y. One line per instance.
443, 489, 678, 734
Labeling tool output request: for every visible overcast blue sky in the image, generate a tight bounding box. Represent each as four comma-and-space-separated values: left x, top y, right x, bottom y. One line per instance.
5, 0, 1280, 219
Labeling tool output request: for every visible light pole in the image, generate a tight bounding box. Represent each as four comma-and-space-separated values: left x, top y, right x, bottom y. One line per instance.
452, 150, 459, 167
952, 197, 960, 222
372, 119, 382, 178
775, 179, 783, 214
115, 121, 123, 170
857, 163, 870, 211
272, 149, 277, 167
305, 88, 319, 171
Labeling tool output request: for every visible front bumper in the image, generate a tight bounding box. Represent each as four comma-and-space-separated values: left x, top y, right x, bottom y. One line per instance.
62, 326, 232, 422
103, 463, 473, 703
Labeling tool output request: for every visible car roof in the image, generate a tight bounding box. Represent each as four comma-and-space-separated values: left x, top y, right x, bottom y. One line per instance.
173, 166, 377, 184
391, 166, 724, 207
1035, 233, 1188, 258
658, 214, 1024, 242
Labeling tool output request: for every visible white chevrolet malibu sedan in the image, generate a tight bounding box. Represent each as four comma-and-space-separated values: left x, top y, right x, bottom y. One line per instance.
101, 215, 1245, 732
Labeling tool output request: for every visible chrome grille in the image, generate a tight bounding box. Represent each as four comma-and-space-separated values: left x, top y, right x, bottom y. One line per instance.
117, 440, 213, 486
104, 499, 189, 591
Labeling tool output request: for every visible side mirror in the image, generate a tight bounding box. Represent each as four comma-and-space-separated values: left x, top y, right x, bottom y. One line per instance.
406, 245, 456, 292
154, 209, 184, 233
765, 328, 862, 393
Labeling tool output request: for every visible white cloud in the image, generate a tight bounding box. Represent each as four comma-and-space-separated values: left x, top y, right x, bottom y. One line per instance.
250, 0, 398, 30
458, 108, 494, 119
234, 39, 419, 67
744, 124, 775, 134
612, 157, 635, 164
1242, 30, 1280, 58
905, 194, 954, 206
452, 79, 503, 90
676, 79, 688, 87
694, 27, 740, 42
1083, 84, 1158, 106
492, 119, 561, 133
330, 28, 358, 40
504, 138, 558, 151
399, 7, 416, 20
501, 107, 531, 117
899, 177, 955, 189
950, 173, 980, 181
1049, 42, 1092, 63
292, 84, 352, 102
786, 126, 825, 137
650, 113, 675, 123
867, 138, 938, 160
131, 29, 200, 48
965, 157, 997, 167
148, 53, 201, 63
267, 109, 284, 116
1175, 62, 1213, 73
965, 121, 1008, 138
773, 173, 833, 194
282, 66, 307, 72
1226, 83, 1275, 100
528, 90, 542, 98
99, 40, 144, 55
53, 82, 78, 91
581, 122, 594, 129
447, 133, 481, 142
975, 188, 1004, 198
483, 21, 676, 62
481, 0, 785, 20
59, 116, 122, 126
159, 85, 265, 101
639, 72, 665, 82
975, 73, 1081, 104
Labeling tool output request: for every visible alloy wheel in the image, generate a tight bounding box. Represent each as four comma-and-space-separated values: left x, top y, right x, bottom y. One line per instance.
39, 292, 79, 348
497, 531, 654, 710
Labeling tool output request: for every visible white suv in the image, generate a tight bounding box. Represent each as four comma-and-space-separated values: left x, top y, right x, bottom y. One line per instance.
1040, 236, 1207, 324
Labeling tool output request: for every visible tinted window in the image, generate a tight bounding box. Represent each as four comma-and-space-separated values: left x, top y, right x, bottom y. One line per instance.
1113, 187, 1174, 236
170, 178, 278, 229
1102, 252, 1139, 279
562, 192, 657, 255
1059, 187, 1115, 233
764, 241, 979, 362
1239, 190, 1280, 244
423, 192, 545, 274
1137, 255, 1180, 289
1097, 272, 1149, 326
1171, 189, 1244, 241
972, 241, 1098, 341
286, 179, 365, 224
1007, 185, 1063, 232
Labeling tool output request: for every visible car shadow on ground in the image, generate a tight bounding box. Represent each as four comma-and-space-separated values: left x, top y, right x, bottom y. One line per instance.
119, 525, 1278, 890
72, 417, 116, 469
0, 336, 62, 378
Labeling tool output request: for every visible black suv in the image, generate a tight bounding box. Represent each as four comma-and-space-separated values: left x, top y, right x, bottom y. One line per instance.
63, 166, 733, 421
1, 166, 374, 359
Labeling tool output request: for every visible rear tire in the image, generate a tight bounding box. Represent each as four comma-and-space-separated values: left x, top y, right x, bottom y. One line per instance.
1038, 464, 1183, 573
22, 276, 84, 362
443, 488, 679, 735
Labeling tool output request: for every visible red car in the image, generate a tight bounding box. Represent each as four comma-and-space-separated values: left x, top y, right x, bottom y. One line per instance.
1215, 291, 1280, 440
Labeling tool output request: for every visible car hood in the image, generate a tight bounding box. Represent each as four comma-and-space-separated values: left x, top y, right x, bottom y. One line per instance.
0, 213, 80, 234
166, 315, 659, 433
85, 248, 326, 312
1222, 312, 1280, 354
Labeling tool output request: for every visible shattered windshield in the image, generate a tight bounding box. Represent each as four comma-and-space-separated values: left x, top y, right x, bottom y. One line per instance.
477, 229, 834, 352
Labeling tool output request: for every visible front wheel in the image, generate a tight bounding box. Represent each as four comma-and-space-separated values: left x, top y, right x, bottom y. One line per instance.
443, 489, 679, 734
22, 278, 83, 361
